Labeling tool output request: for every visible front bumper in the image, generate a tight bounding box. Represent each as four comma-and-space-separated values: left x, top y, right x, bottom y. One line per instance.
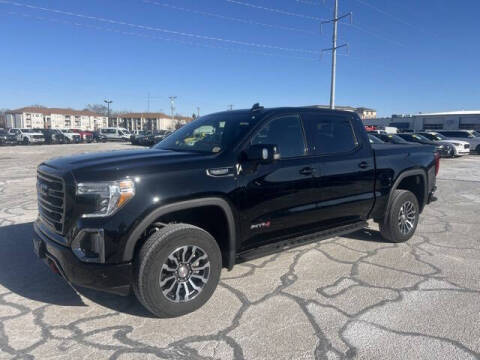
33, 220, 132, 296
455, 147, 470, 155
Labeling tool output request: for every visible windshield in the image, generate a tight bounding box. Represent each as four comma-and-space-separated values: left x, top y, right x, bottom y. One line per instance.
368, 134, 384, 144
472, 131, 480, 137
431, 133, 446, 140
155, 112, 258, 153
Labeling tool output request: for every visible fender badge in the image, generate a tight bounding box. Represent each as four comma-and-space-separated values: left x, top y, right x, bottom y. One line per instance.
250, 221, 271, 230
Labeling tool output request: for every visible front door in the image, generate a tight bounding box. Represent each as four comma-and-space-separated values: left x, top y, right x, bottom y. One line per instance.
237, 114, 319, 249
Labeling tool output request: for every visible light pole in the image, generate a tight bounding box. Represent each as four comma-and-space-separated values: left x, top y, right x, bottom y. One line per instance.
169, 96, 177, 128
104, 99, 113, 126
197, 107, 200, 117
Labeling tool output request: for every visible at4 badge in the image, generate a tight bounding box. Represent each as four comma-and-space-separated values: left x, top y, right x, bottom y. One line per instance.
250, 221, 271, 230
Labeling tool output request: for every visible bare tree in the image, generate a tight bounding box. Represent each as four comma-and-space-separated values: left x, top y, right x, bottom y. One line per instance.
84, 104, 108, 115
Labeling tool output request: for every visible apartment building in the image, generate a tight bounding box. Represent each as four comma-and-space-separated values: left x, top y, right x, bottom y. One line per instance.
5, 107, 108, 130
111, 112, 193, 131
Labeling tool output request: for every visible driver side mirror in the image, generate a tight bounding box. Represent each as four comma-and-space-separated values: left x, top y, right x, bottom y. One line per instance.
245, 144, 280, 164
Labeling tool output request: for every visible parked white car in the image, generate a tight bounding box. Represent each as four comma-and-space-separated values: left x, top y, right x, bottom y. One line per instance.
436, 130, 480, 154
8, 128, 45, 145
420, 131, 470, 156
100, 127, 131, 141
54, 129, 81, 143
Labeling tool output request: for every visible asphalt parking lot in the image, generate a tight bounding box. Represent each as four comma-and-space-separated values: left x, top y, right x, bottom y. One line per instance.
0, 143, 479, 360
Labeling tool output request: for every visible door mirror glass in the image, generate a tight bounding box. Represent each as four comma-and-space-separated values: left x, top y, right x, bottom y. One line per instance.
245, 144, 280, 164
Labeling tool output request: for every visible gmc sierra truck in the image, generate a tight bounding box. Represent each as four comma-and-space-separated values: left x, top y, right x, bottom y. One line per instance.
33, 105, 438, 317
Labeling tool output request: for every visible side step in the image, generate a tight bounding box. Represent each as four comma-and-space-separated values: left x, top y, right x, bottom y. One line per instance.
236, 221, 367, 264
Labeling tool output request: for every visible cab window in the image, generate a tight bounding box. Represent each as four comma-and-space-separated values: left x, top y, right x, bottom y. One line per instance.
250, 115, 306, 158
302, 113, 358, 155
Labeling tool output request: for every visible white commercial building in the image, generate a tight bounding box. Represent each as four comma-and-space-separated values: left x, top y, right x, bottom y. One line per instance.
364, 110, 480, 131
5, 107, 108, 130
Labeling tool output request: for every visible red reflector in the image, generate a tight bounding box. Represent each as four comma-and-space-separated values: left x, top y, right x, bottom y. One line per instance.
49, 260, 59, 274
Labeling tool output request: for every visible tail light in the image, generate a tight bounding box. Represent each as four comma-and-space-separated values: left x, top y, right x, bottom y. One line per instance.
434, 152, 440, 176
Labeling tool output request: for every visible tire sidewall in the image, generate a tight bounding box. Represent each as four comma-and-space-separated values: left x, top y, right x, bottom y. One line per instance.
388, 191, 419, 242
138, 227, 221, 317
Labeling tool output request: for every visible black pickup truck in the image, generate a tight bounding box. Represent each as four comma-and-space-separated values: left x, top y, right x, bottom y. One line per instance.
33, 105, 438, 317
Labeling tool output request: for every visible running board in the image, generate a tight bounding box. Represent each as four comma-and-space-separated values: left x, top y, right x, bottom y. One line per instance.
236, 221, 367, 263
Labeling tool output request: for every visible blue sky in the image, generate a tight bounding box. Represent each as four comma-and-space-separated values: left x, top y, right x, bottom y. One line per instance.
0, 0, 479, 117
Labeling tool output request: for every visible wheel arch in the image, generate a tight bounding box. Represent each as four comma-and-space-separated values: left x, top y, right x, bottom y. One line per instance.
123, 197, 237, 269
387, 169, 428, 213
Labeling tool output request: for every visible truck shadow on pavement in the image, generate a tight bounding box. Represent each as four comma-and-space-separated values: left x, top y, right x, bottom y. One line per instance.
0, 222, 153, 317
343, 228, 389, 243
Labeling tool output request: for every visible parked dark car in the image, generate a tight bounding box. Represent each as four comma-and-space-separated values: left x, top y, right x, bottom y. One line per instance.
135, 130, 171, 147
34, 128, 67, 144
369, 132, 413, 145
92, 131, 107, 143
33, 105, 438, 318
130, 130, 150, 145
396, 133, 452, 157
368, 134, 385, 144
0, 129, 17, 145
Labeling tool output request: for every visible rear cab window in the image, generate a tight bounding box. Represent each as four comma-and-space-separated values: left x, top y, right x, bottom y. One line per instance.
302, 112, 358, 155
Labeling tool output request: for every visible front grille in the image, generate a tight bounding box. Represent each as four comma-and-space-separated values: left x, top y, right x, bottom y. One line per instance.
465, 144, 470, 149
37, 170, 66, 234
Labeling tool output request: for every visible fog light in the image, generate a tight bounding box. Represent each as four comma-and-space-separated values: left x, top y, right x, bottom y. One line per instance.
71, 229, 105, 263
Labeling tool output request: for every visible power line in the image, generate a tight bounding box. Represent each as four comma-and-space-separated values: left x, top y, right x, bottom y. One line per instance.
141, 0, 317, 35
1, 10, 319, 61
224, 0, 327, 21
0, 0, 320, 55
227, 0, 405, 47
352, 0, 420, 31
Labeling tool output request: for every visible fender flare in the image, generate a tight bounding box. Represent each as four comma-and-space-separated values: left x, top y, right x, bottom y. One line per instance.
122, 197, 237, 269
387, 169, 428, 213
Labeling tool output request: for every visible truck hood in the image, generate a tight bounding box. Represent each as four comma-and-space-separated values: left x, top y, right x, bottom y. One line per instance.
41, 148, 211, 181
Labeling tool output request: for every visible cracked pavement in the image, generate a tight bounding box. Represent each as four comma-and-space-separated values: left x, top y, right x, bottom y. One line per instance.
0, 143, 479, 359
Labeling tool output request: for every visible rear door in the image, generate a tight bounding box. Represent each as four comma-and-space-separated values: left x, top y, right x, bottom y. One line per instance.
302, 112, 376, 228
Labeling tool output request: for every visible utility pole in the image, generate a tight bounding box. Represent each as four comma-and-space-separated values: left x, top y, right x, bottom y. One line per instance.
321, 0, 351, 109
104, 99, 113, 126
169, 96, 177, 126
228, 104, 234, 111
196, 107, 200, 117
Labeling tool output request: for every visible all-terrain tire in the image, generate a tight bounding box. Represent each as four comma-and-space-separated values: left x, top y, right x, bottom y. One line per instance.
379, 190, 419, 243
134, 223, 222, 318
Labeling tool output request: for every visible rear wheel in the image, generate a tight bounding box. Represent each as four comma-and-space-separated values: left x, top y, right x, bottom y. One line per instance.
134, 223, 222, 318
379, 190, 419, 243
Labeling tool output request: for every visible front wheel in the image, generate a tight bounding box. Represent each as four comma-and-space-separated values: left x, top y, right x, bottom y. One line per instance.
22, 137, 29, 145
379, 190, 419, 243
134, 223, 222, 318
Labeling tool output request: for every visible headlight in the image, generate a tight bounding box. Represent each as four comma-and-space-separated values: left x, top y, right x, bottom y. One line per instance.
76, 179, 135, 217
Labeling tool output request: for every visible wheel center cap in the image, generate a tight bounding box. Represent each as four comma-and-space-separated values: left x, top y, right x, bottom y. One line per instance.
177, 264, 189, 279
